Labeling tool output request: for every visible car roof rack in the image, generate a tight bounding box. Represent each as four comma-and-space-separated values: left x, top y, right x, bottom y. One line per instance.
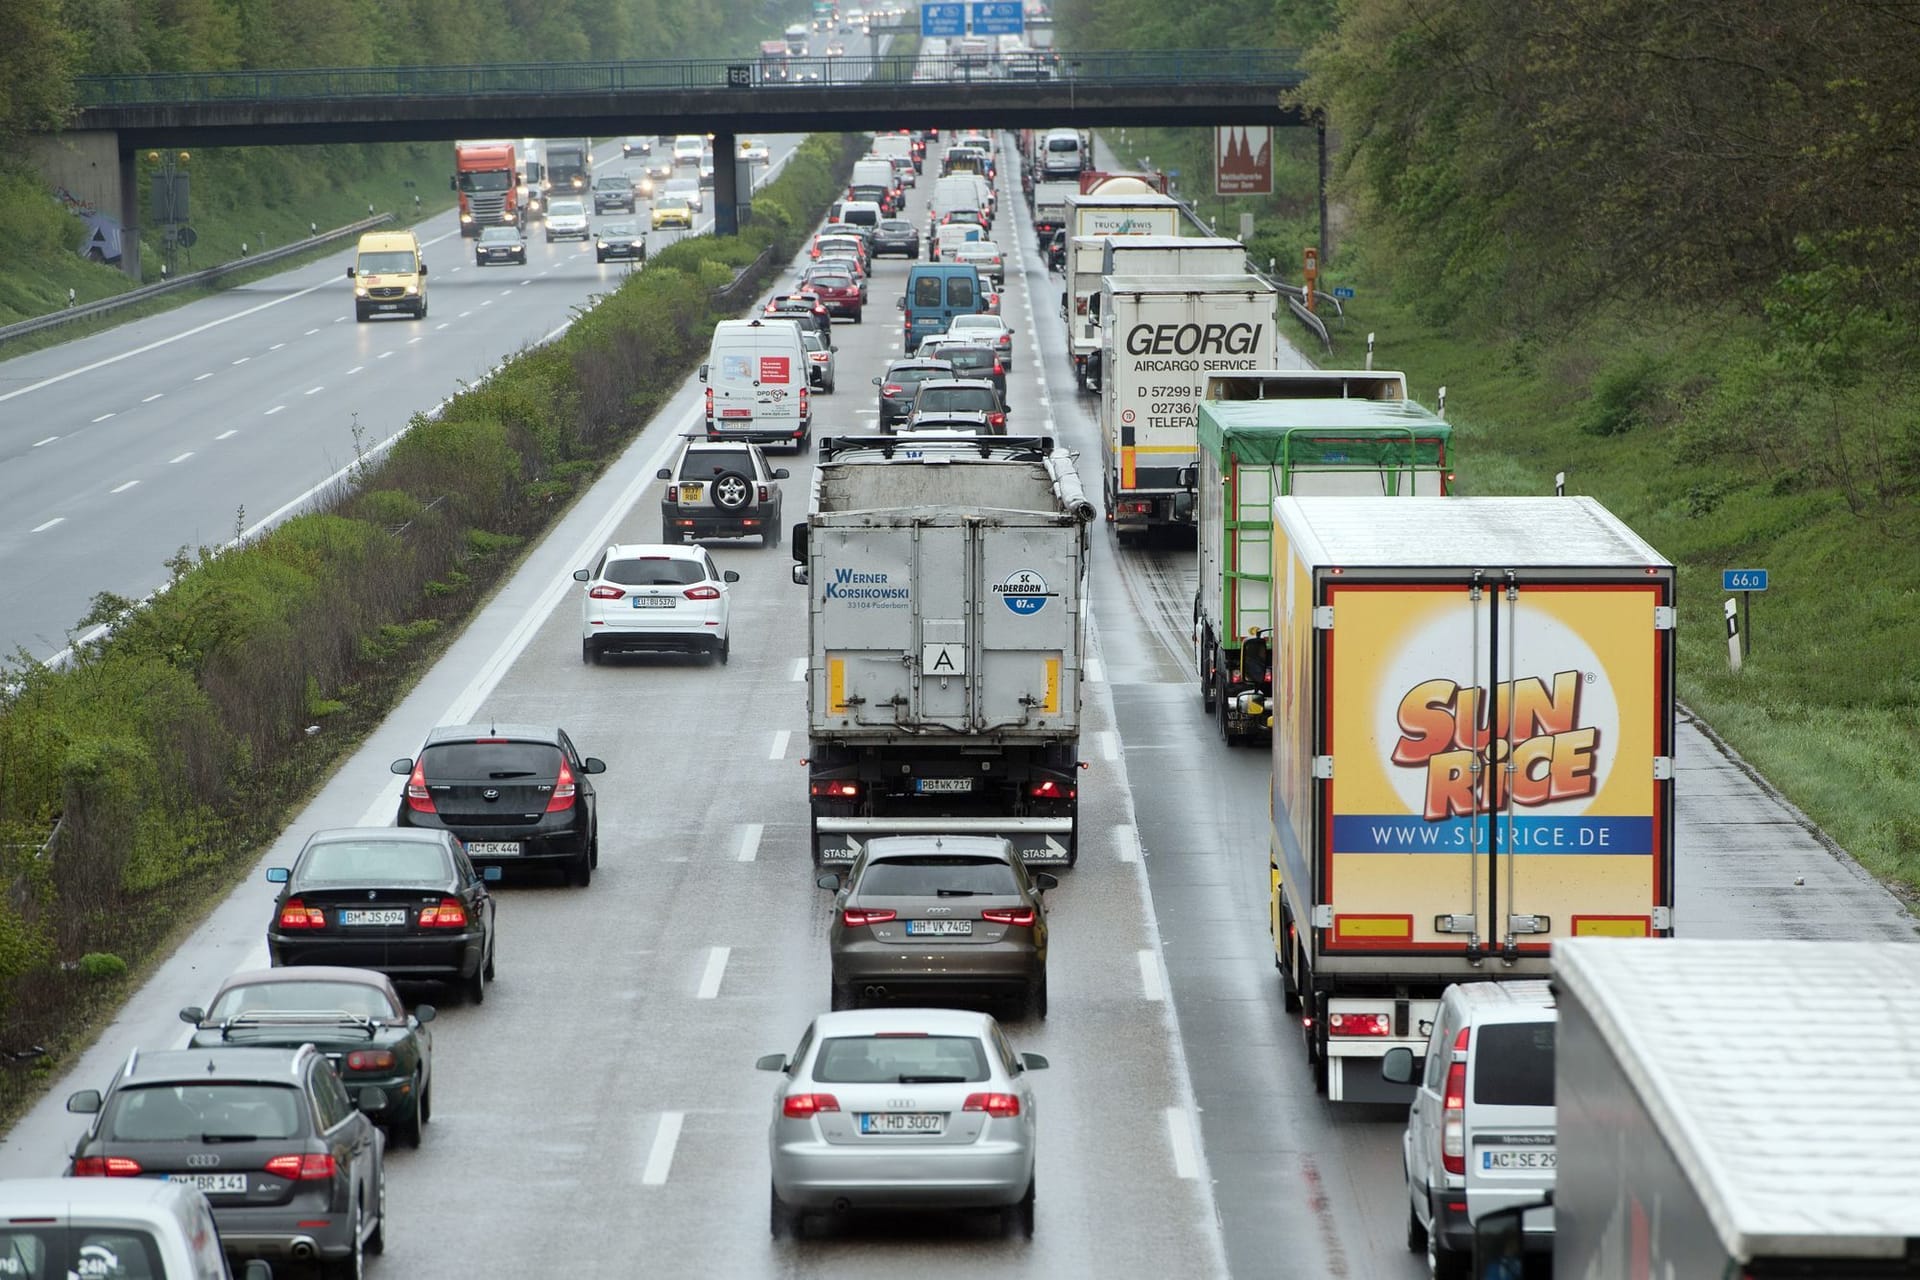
218, 1011, 379, 1040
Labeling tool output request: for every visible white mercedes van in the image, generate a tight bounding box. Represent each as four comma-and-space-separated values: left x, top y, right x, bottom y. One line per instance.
700, 318, 811, 452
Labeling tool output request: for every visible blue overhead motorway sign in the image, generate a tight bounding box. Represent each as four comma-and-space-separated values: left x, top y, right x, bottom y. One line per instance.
921, 3, 964, 36
972, 1, 1025, 34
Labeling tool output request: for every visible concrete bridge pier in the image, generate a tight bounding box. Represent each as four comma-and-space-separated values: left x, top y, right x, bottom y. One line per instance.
712, 130, 738, 236
25, 129, 141, 280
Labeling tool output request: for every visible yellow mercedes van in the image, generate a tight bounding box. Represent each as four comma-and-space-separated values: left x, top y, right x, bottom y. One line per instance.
347, 229, 428, 321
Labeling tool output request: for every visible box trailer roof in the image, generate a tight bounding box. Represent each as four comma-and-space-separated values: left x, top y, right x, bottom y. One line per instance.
1199, 398, 1453, 467
1274, 495, 1669, 569
1101, 272, 1273, 295
1556, 938, 1920, 1261
1071, 234, 1242, 251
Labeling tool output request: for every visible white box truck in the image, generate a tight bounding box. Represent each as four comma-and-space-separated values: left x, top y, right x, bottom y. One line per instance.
1063, 233, 1244, 389
790, 436, 1095, 867
1551, 938, 1920, 1279
1096, 273, 1277, 540
1029, 179, 1080, 249
1267, 497, 1677, 1102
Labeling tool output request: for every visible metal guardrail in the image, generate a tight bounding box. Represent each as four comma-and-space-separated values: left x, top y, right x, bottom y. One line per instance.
73, 49, 1303, 106
0, 213, 393, 348
710, 245, 776, 308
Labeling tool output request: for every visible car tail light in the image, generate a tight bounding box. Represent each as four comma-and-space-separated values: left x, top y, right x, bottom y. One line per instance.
265, 1153, 337, 1182
1441, 1027, 1470, 1175
800, 387, 810, 412
980, 906, 1037, 927
545, 759, 576, 813
704, 386, 713, 420
404, 761, 434, 813
842, 907, 897, 927
989, 412, 1006, 430
588, 584, 624, 600
758, 484, 770, 503
346, 1049, 397, 1072
278, 899, 326, 929
419, 897, 469, 928
684, 584, 722, 601
71, 1156, 142, 1177
962, 1092, 1021, 1118
783, 1093, 840, 1119
1327, 1012, 1391, 1037
881, 384, 903, 396
811, 780, 861, 799
992, 362, 1004, 376
665, 484, 680, 502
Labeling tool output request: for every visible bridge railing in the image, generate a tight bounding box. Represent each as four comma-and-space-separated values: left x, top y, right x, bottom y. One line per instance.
73, 49, 1303, 106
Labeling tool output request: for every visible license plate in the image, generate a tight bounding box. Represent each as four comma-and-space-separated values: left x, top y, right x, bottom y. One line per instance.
906, 918, 974, 936
914, 778, 973, 794
633, 597, 676, 608
466, 842, 521, 856
858, 1112, 943, 1134
679, 483, 704, 500
167, 1173, 249, 1193
340, 909, 406, 926
1482, 1149, 1556, 1170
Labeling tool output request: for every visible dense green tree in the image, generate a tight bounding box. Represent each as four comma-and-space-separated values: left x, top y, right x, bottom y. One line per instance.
0, 0, 78, 144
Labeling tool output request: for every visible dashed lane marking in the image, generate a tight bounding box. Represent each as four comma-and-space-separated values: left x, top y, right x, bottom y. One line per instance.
737, 824, 764, 863
31, 518, 64, 533
168, 452, 193, 464
696, 946, 731, 998
641, 1112, 684, 1185
32, 436, 57, 448
770, 730, 790, 760
110, 480, 139, 494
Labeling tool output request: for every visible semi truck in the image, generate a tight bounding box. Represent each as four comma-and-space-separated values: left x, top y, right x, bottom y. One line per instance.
545, 138, 592, 194
1194, 371, 1455, 744
1063, 232, 1243, 389
1267, 497, 1676, 1102
1029, 179, 1079, 250
1551, 938, 1920, 1279
1096, 273, 1277, 540
452, 140, 522, 237
790, 436, 1094, 868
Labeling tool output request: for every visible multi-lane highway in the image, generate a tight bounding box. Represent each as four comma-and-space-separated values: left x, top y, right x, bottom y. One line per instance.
3, 109, 1913, 1279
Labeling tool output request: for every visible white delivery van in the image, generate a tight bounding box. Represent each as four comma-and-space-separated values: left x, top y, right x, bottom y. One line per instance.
870, 135, 914, 166
701, 318, 812, 451
1040, 128, 1085, 178
850, 158, 897, 192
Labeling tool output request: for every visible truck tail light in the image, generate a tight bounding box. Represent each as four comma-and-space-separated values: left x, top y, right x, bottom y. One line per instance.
1029, 780, 1072, 799
704, 387, 713, 420
811, 780, 861, 799
545, 759, 577, 812
962, 1092, 1021, 1117
783, 1093, 840, 1118
841, 907, 896, 927
1327, 1012, 1391, 1037
980, 907, 1036, 928
1441, 1027, 1470, 1175
419, 897, 469, 928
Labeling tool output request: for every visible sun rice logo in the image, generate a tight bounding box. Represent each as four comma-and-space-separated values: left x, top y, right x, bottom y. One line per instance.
826, 567, 910, 608
993, 568, 1055, 616
1391, 671, 1599, 822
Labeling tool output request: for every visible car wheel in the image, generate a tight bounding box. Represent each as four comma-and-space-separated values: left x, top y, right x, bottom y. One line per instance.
581, 637, 596, 665
770, 1183, 804, 1239
1026, 970, 1048, 1022
324, 1201, 364, 1280
483, 932, 497, 981
589, 827, 600, 869
1003, 1177, 1035, 1238
830, 980, 857, 1012
397, 1076, 424, 1149
597, 252, 606, 263
466, 961, 485, 1005
1406, 1189, 1428, 1252
852, 309, 863, 324
420, 1080, 432, 1124
569, 849, 593, 888
717, 632, 731, 666
1429, 1220, 1468, 1280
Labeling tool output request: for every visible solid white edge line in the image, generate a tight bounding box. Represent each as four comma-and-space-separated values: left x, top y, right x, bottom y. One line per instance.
696, 946, 731, 998
769, 729, 790, 760
1166, 1106, 1200, 1180
1138, 948, 1163, 1001
641, 1111, 685, 1185
1100, 729, 1118, 761
737, 823, 763, 863
1115, 826, 1141, 862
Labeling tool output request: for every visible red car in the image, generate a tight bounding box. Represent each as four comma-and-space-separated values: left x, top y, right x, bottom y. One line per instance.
804, 270, 863, 322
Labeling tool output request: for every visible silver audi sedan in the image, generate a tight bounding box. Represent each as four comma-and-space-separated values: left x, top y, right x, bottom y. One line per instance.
757, 1007, 1049, 1238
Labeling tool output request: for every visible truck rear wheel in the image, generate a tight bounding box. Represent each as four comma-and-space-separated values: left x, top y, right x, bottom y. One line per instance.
1198, 622, 1217, 713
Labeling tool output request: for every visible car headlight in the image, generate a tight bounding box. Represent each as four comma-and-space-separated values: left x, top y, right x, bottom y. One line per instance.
597, 241, 607, 249
459, 212, 473, 223
355, 286, 370, 297
404, 284, 418, 295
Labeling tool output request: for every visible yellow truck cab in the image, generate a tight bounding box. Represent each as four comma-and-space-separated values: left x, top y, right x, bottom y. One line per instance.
347, 229, 428, 321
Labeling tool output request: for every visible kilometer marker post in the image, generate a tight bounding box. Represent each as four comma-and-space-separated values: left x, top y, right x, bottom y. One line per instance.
1724, 598, 1742, 673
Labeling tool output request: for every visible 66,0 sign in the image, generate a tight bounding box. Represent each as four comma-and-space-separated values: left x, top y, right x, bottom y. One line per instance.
1722, 569, 1769, 592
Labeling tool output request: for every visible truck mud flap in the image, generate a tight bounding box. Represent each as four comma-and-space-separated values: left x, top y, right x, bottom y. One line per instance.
815, 816, 1075, 867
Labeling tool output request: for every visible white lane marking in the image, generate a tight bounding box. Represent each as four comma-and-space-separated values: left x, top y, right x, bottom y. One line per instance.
641, 1112, 684, 1185
377, 350, 395, 359
232, 357, 249, 365
1085, 654, 1106, 684
435, 323, 450, 331
1166, 1107, 1200, 1180
304, 386, 325, 396
1099, 730, 1118, 761
480, 300, 493, 307
110, 480, 139, 494
769, 730, 790, 760
168, 452, 194, 464
265, 405, 286, 416
194, 372, 214, 381
346, 365, 364, 375
790, 657, 807, 681
270, 343, 286, 351
91, 413, 115, 423
408, 336, 424, 344
304, 329, 320, 336
449, 266, 462, 274
141, 393, 163, 403
737, 823, 764, 863
458, 310, 473, 319
333, 316, 346, 324
32, 436, 57, 448
215, 430, 237, 440
500, 289, 514, 296
1115, 827, 1141, 862
1138, 948, 1163, 1001
696, 946, 731, 998
31, 518, 64, 533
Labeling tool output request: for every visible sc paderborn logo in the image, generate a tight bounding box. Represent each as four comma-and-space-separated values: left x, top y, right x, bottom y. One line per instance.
994, 568, 1056, 616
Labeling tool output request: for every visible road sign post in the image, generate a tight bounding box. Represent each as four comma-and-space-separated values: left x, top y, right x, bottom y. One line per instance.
1721, 569, 1767, 660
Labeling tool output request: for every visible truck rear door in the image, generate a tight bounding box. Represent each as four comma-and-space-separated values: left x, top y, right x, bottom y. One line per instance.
975, 524, 1078, 733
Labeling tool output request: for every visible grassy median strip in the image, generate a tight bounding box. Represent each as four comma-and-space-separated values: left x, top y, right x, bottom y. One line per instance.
0, 131, 866, 1128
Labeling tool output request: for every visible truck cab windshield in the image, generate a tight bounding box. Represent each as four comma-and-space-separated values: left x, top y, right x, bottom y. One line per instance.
457, 171, 511, 192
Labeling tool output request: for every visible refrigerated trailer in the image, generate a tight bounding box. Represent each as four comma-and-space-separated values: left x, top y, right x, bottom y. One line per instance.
792, 436, 1094, 867
1553, 939, 1920, 1279
1268, 497, 1675, 1102
1194, 370, 1454, 744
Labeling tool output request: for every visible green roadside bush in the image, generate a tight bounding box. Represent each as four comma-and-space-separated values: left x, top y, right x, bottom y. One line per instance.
0, 131, 865, 1122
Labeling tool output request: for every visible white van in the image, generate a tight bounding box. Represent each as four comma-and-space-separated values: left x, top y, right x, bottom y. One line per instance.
837, 200, 883, 235
700, 318, 811, 451
1040, 128, 1084, 178
850, 158, 897, 193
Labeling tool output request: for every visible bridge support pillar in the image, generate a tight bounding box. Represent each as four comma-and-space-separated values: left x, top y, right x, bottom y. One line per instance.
712, 131, 739, 236
24, 129, 140, 279
119, 145, 143, 281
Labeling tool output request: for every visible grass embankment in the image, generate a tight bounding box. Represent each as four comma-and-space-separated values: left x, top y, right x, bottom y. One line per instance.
1318, 284, 1920, 900
0, 131, 865, 1130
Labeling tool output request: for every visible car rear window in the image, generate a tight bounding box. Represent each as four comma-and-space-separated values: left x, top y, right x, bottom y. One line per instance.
680, 450, 755, 478
812, 273, 853, 288
812, 1035, 991, 1083
0, 1226, 165, 1280
605, 557, 704, 587
209, 981, 397, 1022
917, 386, 996, 413
102, 1083, 304, 1141
946, 276, 976, 307
419, 741, 562, 778
942, 349, 993, 373
1472, 1021, 1556, 1107
857, 855, 1020, 897
889, 366, 950, 386
300, 840, 449, 885
912, 276, 944, 307
880, 221, 913, 233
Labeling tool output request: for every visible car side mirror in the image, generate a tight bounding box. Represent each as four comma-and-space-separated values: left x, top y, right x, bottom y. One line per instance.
754, 1053, 789, 1073
872, 376, 882, 386
1034, 872, 1059, 892
482, 866, 503, 882
413, 1004, 437, 1024
390, 757, 414, 774
572, 568, 590, 582
1017, 1053, 1049, 1072
582, 757, 608, 774
356, 1088, 389, 1115
345, 267, 356, 278
791, 564, 809, 585
657, 468, 673, 480
722, 570, 741, 583
698, 364, 708, 382
1473, 1195, 1553, 1275
243, 1260, 274, 1280
896, 297, 905, 309
179, 1006, 206, 1025
816, 872, 840, 891
830, 345, 839, 352
265, 867, 290, 884
1380, 1045, 1416, 1085
67, 1089, 102, 1114
772, 468, 791, 480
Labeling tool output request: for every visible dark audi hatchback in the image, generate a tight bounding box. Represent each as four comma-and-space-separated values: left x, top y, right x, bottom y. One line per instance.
391, 724, 605, 886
